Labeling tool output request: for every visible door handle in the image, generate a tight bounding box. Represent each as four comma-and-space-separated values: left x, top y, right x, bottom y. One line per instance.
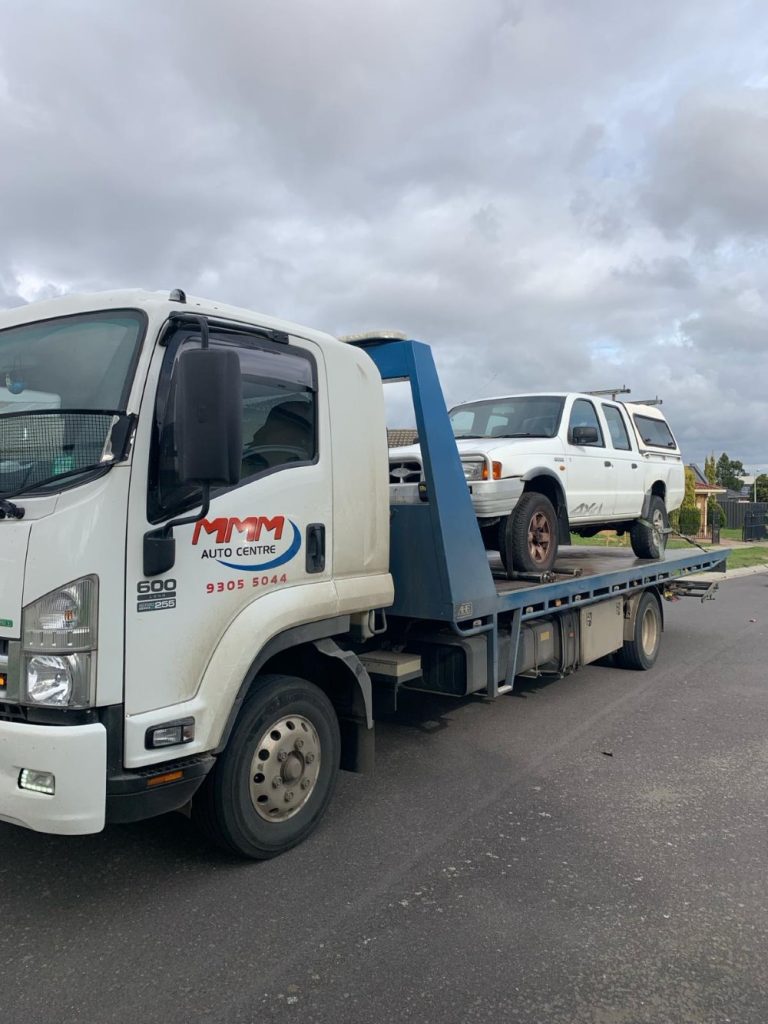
631, 463, 638, 469
305, 523, 326, 574
604, 460, 612, 467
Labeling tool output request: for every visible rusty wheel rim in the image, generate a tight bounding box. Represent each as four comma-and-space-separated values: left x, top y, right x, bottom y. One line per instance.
528, 511, 552, 564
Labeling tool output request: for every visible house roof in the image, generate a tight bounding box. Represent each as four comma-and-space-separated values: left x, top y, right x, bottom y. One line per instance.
689, 463, 727, 494
387, 428, 418, 449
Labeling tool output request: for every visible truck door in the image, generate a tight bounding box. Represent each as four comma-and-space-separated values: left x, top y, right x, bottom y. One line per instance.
123, 324, 332, 730
600, 402, 642, 517
565, 398, 611, 521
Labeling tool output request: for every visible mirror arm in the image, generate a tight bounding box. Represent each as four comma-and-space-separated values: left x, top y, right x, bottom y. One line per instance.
143, 484, 211, 577
160, 482, 210, 538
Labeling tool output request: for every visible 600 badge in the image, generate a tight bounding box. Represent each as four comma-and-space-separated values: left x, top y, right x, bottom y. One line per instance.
137, 578, 177, 613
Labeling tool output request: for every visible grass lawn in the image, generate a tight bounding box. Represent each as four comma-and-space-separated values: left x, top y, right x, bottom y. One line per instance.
569, 530, 768, 569
725, 546, 768, 569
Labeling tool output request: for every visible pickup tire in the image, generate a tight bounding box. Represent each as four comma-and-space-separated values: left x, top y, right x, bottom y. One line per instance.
192, 674, 340, 859
502, 492, 558, 574
615, 591, 662, 670
630, 495, 668, 560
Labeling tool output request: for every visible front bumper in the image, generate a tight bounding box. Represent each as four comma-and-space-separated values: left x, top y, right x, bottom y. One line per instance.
468, 478, 524, 517
0, 720, 106, 835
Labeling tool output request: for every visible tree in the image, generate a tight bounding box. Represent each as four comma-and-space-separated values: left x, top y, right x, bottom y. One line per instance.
682, 466, 697, 508
704, 454, 717, 485
756, 474, 768, 503
715, 453, 746, 492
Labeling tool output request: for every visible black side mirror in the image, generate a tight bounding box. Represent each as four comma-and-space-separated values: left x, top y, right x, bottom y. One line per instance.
175, 348, 242, 485
571, 425, 599, 445
144, 343, 243, 577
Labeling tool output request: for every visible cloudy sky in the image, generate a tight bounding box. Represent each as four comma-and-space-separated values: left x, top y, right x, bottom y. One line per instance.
1, 0, 767, 472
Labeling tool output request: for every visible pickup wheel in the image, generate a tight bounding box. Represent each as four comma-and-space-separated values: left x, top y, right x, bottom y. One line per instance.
502, 492, 558, 574
630, 495, 668, 560
615, 591, 662, 670
192, 674, 340, 859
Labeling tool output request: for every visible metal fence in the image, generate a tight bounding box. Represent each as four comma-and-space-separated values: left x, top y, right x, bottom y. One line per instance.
719, 500, 768, 531
743, 510, 768, 542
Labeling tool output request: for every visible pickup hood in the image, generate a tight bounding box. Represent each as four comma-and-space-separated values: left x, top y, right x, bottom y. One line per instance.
391, 436, 560, 461
0, 497, 57, 639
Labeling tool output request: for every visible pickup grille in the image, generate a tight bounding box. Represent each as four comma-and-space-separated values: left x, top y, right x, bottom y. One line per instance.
389, 459, 424, 484
0, 701, 28, 724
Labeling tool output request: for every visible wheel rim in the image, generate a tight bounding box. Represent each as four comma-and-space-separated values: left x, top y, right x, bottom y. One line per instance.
249, 714, 321, 822
528, 511, 552, 564
652, 508, 666, 551
641, 605, 659, 654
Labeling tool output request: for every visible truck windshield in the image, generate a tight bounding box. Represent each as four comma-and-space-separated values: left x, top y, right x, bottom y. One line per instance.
0, 309, 145, 495
449, 396, 565, 439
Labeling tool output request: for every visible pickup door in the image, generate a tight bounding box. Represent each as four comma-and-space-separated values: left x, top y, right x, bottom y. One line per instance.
600, 402, 643, 518
564, 397, 612, 521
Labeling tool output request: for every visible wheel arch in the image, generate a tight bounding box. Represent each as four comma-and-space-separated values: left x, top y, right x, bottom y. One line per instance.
216, 620, 374, 774
522, 470, 570, 543
642, 481, 667, 517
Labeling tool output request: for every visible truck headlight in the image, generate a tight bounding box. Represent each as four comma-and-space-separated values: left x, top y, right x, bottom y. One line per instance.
22, 577, 98, 708
25, 653, 93, 708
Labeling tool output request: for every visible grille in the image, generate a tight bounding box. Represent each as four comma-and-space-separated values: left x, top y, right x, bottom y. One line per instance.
389, 459, 424, 484
0, 701, 27, 724
0, 411, 116, 493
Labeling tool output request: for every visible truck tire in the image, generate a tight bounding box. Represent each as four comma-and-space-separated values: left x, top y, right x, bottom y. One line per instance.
501, 492, 558, 574
630, 495, 668, 560
192, 674, 340, 859
615, 591, 661, 670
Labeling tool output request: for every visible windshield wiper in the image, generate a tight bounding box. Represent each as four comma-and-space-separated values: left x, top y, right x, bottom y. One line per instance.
453, 433, 484, 439
0, 497, 25, 520
492, 432, 546, 438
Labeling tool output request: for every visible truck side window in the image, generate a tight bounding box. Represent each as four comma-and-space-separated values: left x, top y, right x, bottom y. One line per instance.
568, 399, 603, 447
148, 332, 317, 522
601, 403, 631, 450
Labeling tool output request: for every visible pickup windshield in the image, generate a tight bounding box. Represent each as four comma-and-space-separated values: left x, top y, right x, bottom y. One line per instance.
449, 396, 565, 439
0, 309, 145, 495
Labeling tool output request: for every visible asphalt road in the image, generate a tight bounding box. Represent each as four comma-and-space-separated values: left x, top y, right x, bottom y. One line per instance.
2, 575, 767, 1024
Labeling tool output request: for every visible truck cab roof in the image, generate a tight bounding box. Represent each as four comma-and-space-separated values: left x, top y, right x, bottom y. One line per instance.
0, 289, 347, 354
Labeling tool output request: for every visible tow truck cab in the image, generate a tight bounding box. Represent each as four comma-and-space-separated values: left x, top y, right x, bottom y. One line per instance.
0, 290, 393, 836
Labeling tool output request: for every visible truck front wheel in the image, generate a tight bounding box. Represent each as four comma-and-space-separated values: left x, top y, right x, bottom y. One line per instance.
501, 492, 558, 575
192, 674, 340, 859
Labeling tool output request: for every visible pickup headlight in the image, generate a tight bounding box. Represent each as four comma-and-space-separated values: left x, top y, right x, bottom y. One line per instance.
461, 458, 502, 482
462, 459, 485, 482
21, 577, 98, 708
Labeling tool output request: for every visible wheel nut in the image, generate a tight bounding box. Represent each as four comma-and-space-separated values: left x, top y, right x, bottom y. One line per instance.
305, 753, 315, 764
272, 777, 282, 788
285, 792, 294, 802
295, 738, 304, 750
301, 779, 310, 790
277, 751, 288, 762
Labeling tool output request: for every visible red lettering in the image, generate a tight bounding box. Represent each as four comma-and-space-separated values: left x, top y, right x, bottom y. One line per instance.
192, 518, 228, 545
193, 516, 286, 545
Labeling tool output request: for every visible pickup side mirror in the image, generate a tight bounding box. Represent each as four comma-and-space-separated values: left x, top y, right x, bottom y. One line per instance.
175, 348, 242, 485
570, 425, 599, 445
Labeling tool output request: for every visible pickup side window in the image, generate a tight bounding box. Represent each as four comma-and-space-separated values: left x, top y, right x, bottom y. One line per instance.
601, 403, 632, 451
148, 330, 317, 522
568, 399, 604, 447
633, 413, 677, 449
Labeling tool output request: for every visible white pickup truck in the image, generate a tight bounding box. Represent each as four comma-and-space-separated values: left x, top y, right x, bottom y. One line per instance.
389, 392, 685, 574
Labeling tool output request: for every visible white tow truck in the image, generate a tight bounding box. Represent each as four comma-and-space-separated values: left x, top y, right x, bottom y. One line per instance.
0, 291, 727, 859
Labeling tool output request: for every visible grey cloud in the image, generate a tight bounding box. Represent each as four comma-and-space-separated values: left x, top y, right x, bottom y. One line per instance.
0, 0, 767, 471
642, 90, 768, 245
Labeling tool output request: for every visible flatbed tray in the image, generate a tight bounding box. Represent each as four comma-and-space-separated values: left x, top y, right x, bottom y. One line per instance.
488, 545, 729, 619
